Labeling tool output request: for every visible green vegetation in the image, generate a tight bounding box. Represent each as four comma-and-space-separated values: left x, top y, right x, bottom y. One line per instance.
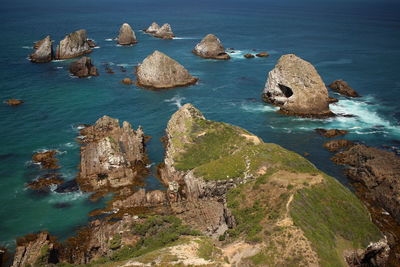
290, 175, 382, 267
196, 238, 221, 261
248, 251, 271, 265
109, 234, 121, 250
35, 244, 50, 266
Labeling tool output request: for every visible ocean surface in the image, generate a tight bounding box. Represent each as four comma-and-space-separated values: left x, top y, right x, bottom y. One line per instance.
1, 0, 399, 249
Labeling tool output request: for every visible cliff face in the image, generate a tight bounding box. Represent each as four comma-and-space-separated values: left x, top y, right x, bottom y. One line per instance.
55, 29, 91, 59
77, 115, 149, 193
262, 54, 334, 117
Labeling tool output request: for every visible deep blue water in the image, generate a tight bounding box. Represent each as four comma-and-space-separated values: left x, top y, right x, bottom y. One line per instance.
1, 0, 399, 248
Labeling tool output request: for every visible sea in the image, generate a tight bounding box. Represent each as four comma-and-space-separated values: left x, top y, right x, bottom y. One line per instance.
0, 0, 399, 250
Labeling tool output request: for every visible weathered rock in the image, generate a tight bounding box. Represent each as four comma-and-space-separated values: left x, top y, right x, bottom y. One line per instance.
122, 78, 133, 84
256, 52, 269, 57
323, 139, 354, 152
27, 174, 64, 192
315, 128, 348, 138
153, 23, 175, 39
345, 238, 390, 267
32, 150, 59, 169
69, 57, 99, 78
30, 35, 53, 63
328, 96, 339, 103
262, 54, 334, 117
117, 23, 137, 45
144, 22, 160, 33
77, 115, 149, 192
244, 53, 255, 59
87, 39, 96, 48
136, 50, 198, 89
332, 144, 400, 224
112, 189, 167, 209
192, 34, 230, 60
329, 80, 360, 97
5, 99, 24, 106
55, 179, 79, 193
12, 232, 58, 267
56, 29, 91, 59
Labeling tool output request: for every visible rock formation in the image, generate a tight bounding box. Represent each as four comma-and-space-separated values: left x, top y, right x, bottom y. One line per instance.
262, 54, 334, 117
144, 22, 160, 33
26, 174, 64, 192
77, 115, 149, 193
153, 23, 174, 39
136, 50, 198, 89
69, 57, 99, 78
256, 52, 269, 57
32, 150, 59, 169
315, 128, 348, 138
328, 96, 339, 103
345, 238, 390, 267
329, 80, 360, 97
87, 39, 96, 48
5, 99, 24, 106
122, 78, 133, 84
192, 34, 230, 60
30, 35, 53, 63
117, 23, 137, 45
55, 29, 91, 59
244, 53, 255, 59
323, 139, 354, 152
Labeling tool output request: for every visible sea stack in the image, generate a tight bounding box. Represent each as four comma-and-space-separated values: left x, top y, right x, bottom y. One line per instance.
262, 54, 333, 118
69, 57, 99, 78
329, 80, 360, 97
144, 22, 160, 33
136, 50, 198, 89
117, 23, 137, 45
192, 34, 230, 60
153, 23, 175, 39
55, 29, 91, 59
29, 36, 53, 63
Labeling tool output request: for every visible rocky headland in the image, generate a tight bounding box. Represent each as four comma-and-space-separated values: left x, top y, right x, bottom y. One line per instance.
117, 23, 137, 45
69, 56, 99, 78
192, 34, 230, 60
55, 29, 92, 60
29, 35, 53, 63
262, 54, 334, 118
135, 50, 198, 89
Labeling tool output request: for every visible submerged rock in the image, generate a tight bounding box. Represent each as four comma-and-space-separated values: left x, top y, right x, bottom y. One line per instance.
121, 78, 133, 84
153, 23, 174, 39
244, 53, 255, 59
329, 80, 360, 97
56, 29, 91, 59
192, 34, 230, 60
136, 50, 198, 89
144, 22, 160, 33
32, 150, 59, 169
30, 35, 53, 63
117, 23, 137, 45
69, 57, 99, 78
262, 54, 334, 118
26, 174, 64, 192
77, 115, 149, 192
5, 99, 24, 106
315, 128, 348, 138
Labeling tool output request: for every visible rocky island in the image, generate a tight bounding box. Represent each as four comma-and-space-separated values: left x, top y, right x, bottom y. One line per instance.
69, 57, 99, 78
55, 29, 92, 59
117, 23, 137, 45
153, 23, 175, 39
135, 50, 198, 89
29, 35, 53, 63
192, 34, 230, 60
262, 54, 334, 118
144, 22, 160, 33
329, 79, 360, 97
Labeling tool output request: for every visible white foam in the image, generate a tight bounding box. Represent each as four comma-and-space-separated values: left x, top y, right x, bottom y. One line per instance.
22, 46, 32, 49
164, 95, 186, 108
240, 103, 279, 113
93, 46, 100, 49
173, 37, 197, 40
117, 63, 134, 67
105, 38, 113, 41
52, 59, 65, 62
56, 66, 63, 69
315, 58, 352, 67
48, 190, 86, 203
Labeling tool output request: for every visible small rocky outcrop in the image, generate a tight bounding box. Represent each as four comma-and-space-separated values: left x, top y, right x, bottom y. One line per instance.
332, 144, 400, 224
122, 78, 133, 84
136, 50, 198, 89
87, 39, 96, 48
117, 23, 137, 45
329, 80, 360, 97
77, 115, 149, 193
12, 232, 58, 267
192, 34, 230, 60
5, 99, 24, 106
323, 139, 354, 152
30, 35, 53, 63
328, 96, 339, 103
153, 23, 175, 39
69, 57, 99, 78
244, 53, 255, 59
345, 238, 390, 267
56, 29, 91, 59
256, 52, 269, 57
262, 54, 334, 117
26, 174, 64, 192
32, 150, 59, 169
315, 128, 348, 138
144, 22, 160, 33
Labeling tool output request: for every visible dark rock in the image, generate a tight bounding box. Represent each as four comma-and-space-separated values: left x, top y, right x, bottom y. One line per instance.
329, 80, 360, 97
256, 52, 269, 57
53, 202, 72, 209
328, 96, 339, 103
5, 99, 24, 106
345, 238, 390, 267
56, 29, 92, 59
315, 128, 348, 138
69, 57, 99, 78
323, 139, 354, 152
244, 53, 255, 59
27, 174, 64, 192
30, 35, 53, 63
87, 39, 96, 48
32, 150, 59, 169
55, 179, 79, 193
192, 34, 230, 60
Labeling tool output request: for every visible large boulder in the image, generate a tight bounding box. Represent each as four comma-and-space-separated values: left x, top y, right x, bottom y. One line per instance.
329, 80, 360, 97
144, 22, 160, 33
192, 34, 230, 60
262, 54, 334, 117
55, 29, 91, 59
153, 23, 175, 39
30, 35, 53, 63
77, 115, 149, 192
136, 50, 198, 89
117, 23, 137, 45
69, 57, 99, 78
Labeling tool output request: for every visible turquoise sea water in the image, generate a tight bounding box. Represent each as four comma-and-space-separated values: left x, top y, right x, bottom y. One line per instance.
1, 0, 400, 249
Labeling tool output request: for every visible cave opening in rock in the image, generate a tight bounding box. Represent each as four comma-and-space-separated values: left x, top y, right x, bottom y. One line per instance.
278, 84, 293, 98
